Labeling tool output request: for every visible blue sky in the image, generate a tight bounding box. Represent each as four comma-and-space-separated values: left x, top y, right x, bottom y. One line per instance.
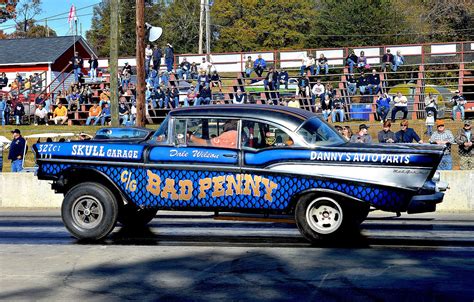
2, 0, 100, 36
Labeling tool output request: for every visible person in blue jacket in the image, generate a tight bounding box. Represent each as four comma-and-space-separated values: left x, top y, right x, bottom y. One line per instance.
8, 129, 26, 172
253, 55, 267, 77
376, 93, 391, 122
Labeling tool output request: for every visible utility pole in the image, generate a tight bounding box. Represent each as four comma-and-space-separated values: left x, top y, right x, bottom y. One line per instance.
135, 0, 146, 127
110, 0, 119, 127
205, 0, 211, 55
198, 0, 205, 54
45, 19, 49, 37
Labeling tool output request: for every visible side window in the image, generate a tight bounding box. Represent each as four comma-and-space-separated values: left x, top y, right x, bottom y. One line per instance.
241, 120, 294, 150
178, 118, 239, 149
174, 119, 187, 145
150, 116, 169, 144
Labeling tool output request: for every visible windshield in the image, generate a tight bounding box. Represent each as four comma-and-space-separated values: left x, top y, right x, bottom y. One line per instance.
297, 117, 345, 146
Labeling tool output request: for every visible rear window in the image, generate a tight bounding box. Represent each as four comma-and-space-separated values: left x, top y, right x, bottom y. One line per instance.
297, 117, 345, 146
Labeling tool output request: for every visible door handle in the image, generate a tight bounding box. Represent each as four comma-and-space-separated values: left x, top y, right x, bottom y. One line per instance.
223, 153, 237, 158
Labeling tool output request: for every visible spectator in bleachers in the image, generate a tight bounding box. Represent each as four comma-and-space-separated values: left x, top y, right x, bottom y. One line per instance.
210, 70, 223, 91
297, 74, 310, 98
52, 103, 68, 125
159, 70, 170, 87
345, 73, 357, 95
13, 101, 25, 125
190, 62, 198, 80
345, 50, 358, 74
177, 58, 191, 80
341, 126, 352, 141
119, 97, 130, 125
10, 79, 20, 97
67, 88, 80, 111
88, 55, 99, 82
99, 88, 110, 107
155, 86, 166, 108
316, 53, 329, 75
0, 95, 7, 126
196, 70, 210, 93
22, 78, 31, 98
122, 62, 132, 76
357, 51, 369, 71
381, 49, 394, 72
145, 44, 153, 77
357, 72, 369, 95
368, 69, 381, 95
277, 69, 289, 90
455, 120, 473, 170
183, 85, 196, 106
393, 51, 405, 72
245, 56, 254, 78
121, 68, 132, 91
95, 102, 111, 126
166, 85, 180, 108
35, 94, 45, 108
450, 90, 466, 121
152, 45, 162, 72
311, 79, 325, 109
145, 85, 154, 107
31, 73, 41, 93
0, 72, 8, 89
85, 103, 101, 126
15, 72, 23, 86
425, 111, 435, 136
378, 121, 396, 143
430, 119, 455, 170
130, 101, 137, 125
264, 67, 278, 92
80, 85, 93, 105
196, 85, 212, 106
376, 92, 391, 122
165, 43, 174, 72
325, 83, 336, 99
332, 94, 345, 123
350, 124, 372, 143
34, 104, 48, 126
321, 94, 333, 121
300, 54, 315, 76
391, 92, 408, 122
199, 57, 213, 75
8, 129, 25, 172
69, 51, 83, 83
253, 55, 266, 78
424, 92, 438, 120
395, 120, 423, 143
233, 89, 247, 104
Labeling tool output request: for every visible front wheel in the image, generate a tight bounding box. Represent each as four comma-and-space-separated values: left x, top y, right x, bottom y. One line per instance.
62, 182, 119, 240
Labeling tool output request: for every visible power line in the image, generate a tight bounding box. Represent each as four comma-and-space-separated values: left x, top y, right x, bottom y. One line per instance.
0, 13, 94, 31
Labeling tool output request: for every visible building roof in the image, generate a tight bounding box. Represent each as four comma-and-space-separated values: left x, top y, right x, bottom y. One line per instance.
0, 36, 95, 66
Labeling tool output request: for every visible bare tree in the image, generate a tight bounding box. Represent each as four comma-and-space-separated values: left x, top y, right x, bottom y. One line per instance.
14, 0, 42, 33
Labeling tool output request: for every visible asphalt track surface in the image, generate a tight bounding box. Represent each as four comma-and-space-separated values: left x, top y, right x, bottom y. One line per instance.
1, 210, 473, 301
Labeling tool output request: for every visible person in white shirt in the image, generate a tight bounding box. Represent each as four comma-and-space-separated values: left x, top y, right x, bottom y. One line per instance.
145, 44, 153, 77
311, 79, 325, 111
199, 57, 212, 75
233, 89, 247, 104
300, 54, 315, 76
34, 104, 48, 126
390, 92, 408, 122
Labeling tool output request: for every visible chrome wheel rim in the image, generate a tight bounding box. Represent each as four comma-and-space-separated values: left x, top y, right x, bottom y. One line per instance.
306, 197, 343, 234
71, 195, 104, 229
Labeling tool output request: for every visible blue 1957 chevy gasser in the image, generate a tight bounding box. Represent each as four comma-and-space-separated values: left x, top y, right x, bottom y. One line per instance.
33, 105, 447, 242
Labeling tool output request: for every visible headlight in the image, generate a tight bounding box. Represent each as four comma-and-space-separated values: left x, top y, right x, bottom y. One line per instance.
432, 171, 441, 182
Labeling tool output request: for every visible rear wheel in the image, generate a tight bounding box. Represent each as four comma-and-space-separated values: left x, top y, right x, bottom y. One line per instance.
62, 182, 118, 240
117, 203, 157, 228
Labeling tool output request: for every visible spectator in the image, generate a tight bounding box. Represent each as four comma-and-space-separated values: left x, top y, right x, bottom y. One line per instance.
154, 86, 166, 108
378, 121, 396, 143
165, 43, 174, 72
118, 98, 130, 125
0, 95, 6, 126
368, 69, 381, 95
13, 101, 25, 125
346, 73, 357, 95
121, 67, 132, 91
122, 62, 132, 76
455, 120, 473, 170
321, 94, 333, 121
8, 129, 26, 172
35, 94, 45, 108
0, 72, 8, 89
316, 53, 329, 75
287, 99, 300, 108
88, 55, 99, 82
430, 120, 455, 170
30, 73, 41, 93
69, 51, 83, 83
52, 103, 68, 125
425, 111, 435, 136
334, 125, 343, 135
253, 54, 267, 77
296, 75, 310, 98
158, 70, 170, 87
196, 70, 210, 93
210, 70, 223, 91
145, 86, 154, 107
196, 85, 212, 106
376, 93, 391, 122
345, 50, 358, 74
67, 88, 80, 111
166, 85, 180, 108
450, 90, 466, 121
95, 102, 111, 126
34, 104, 48, 126
22, 78, 31, 98
184, 85, 197, 106
424, 92, 438, 120
85, 103, 101, 126
3, 98, 11, 125
233, 89, 247, 104
277, 69, 289, 90
130, 102, 137, 125
190, 62, 198, 80
15, 72, 23, 86
10, 79, 20, 97
393, 50, 405, 72
341, 126, 352, 141
264, 67, 278, 92
301, 54, 315, 76
245, 56, 254, 78
152, 45, 162, 72
350, 124, 372, 143
395, 120, 423, 143
391, 92, 408, 122
177, 58, 191, 80
99, 88, 110, 107
381, 49, 394, 72
357, 51, 369, 71
325, 83, 336, 99
357, 72, 369, 95
80, 85, 93, 105
145, 44, 153, 76
199, 57, 213, 75
332, 95, 345, 123
311, 79, 325, 110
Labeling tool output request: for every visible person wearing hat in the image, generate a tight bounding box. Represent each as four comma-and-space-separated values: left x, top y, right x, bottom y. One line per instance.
455, 120, 473, 170
350, 124, 373, 143
395, 120, 423, 143
450, 90, 466, 121
429, 120, 455, 170
8, 129, 26, 172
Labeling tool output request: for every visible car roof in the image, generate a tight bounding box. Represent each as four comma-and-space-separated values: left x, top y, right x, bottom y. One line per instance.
169, 104, 315, 131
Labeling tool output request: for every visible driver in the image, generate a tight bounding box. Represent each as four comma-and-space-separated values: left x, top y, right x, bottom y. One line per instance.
188, 120, 238, 148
